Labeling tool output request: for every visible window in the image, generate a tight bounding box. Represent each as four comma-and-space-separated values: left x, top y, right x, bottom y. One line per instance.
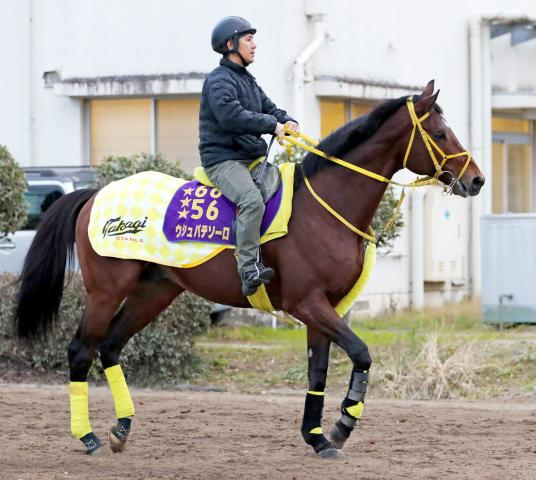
492, 116, 534, 213
90, 99, 152, 164
351, 103, 372, 120
320, 99, 374, 138
88, 97, 201, 173
22, 185, 64, 230
156, 98, 200, 173
320, 100, 346, 137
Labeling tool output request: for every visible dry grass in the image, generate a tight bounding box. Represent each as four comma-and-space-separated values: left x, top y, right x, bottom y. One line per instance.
374, 331, 489, 399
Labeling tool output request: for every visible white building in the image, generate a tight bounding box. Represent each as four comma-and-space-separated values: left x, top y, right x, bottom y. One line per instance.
2, 0, 536, 313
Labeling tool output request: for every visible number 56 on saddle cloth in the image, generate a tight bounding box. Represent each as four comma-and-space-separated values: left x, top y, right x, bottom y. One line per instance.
88, 163, 295, 269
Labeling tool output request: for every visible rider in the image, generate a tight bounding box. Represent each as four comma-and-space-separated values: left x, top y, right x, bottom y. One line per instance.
199, 16, 299, 296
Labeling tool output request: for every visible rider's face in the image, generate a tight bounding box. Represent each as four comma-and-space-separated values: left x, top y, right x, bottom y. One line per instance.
237, 34, 256, 64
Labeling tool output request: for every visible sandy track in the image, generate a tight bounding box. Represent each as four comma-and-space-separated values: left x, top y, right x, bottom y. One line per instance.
1, 384, 535, 480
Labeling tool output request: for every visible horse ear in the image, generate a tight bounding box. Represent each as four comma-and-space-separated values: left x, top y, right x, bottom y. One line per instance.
415, 89, 440, 114
421, 80, 435, 98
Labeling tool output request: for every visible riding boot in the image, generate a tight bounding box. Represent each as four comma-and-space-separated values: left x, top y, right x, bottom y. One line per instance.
240, 262, 275, 296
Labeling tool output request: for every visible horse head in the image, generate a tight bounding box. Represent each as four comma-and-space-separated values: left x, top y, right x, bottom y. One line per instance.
397, 80, 485, 197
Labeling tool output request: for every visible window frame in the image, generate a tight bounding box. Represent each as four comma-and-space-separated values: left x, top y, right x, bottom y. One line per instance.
84, 95, 201, 168
319, 97, 377, 138
492, 117, 536, 213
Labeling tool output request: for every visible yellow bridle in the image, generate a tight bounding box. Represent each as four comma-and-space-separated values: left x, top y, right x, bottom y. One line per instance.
403, 97, 473, 190
280, 97, 474, 244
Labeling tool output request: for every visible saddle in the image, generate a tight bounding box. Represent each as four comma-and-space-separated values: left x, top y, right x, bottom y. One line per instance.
193, 157, 281, 203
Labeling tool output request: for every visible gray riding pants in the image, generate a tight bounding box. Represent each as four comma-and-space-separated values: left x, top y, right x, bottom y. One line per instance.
204, 159, 264, 274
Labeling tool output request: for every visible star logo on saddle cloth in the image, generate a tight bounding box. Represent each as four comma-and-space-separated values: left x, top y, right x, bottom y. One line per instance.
183, 187, 194, 196
180, 198, 191, 208
178, 209, 189, 219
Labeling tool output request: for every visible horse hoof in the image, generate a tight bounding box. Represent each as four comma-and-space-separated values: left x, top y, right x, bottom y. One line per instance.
329, 423, 348, 450
318, 447, 342, 460
109, 431, 127, 453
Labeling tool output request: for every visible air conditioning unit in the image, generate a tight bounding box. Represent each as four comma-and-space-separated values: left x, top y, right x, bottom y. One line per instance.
423, 187, 468, 282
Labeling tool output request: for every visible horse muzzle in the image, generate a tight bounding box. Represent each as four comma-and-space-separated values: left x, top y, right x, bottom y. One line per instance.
450, 174, 485, 197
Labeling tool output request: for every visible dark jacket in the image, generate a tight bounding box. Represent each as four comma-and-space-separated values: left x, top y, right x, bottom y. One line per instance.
199, 57, 295, 167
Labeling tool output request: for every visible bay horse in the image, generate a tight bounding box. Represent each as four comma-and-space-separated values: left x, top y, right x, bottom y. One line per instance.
15, 80, 484, 458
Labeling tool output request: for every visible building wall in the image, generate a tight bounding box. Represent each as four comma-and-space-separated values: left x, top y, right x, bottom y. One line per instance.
1, 0, 536, 313
1, 1, 26, 164
4, 0, 536, 166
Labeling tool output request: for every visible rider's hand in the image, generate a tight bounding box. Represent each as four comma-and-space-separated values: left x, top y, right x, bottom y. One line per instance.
285, 121, 300, 134
274, 122, 285, 140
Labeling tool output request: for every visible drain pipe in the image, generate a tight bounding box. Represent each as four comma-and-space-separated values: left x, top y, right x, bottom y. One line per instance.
411, 189, 425, 310
293, 9, 328, 132
481, 21, 492, 217
469, 18, 492, 297
469, 19, 484, 298
22, 0, 34, 166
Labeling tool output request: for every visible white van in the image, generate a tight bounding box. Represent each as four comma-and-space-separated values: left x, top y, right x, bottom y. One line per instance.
0, 167, 97, 273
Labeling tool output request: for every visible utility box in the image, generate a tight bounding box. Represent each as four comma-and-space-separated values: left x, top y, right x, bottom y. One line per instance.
423, 187, 467, 282
481, 214, 536, 324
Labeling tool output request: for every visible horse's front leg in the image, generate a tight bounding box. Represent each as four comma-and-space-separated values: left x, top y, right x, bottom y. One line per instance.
301, 327, 340, 458
290, 293, 371, 454
329, 363, 368, 450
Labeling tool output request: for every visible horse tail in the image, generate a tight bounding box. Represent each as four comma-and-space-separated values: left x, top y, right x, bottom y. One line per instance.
15, 188, 98, 339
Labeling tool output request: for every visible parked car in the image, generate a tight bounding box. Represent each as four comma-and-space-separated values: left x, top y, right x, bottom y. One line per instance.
0, 166, 97, 273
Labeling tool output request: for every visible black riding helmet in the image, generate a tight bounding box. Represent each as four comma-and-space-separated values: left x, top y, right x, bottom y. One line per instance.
211, 16, 256, 55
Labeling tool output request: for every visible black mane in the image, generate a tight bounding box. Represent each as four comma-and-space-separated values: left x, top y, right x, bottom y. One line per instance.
295, 95, 442, 187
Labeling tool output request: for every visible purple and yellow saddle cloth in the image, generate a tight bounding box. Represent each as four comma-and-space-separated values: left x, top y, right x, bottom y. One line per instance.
88, 163, 295, 268
163, 179, 282, 246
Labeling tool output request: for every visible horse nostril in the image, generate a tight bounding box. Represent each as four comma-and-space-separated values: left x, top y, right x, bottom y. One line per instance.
472, 176, 485, 191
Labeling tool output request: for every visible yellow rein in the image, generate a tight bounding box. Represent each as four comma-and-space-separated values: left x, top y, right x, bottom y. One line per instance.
280, 97, 473, 244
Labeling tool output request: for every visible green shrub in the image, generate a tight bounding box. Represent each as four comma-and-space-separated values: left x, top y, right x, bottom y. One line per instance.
0, 146, 28, 238
0, 274, 211, 385
95, 152, 190, 186
274, 145, 404, 249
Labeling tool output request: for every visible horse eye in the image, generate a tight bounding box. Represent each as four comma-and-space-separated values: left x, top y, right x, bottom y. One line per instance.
433, 131, 446, 141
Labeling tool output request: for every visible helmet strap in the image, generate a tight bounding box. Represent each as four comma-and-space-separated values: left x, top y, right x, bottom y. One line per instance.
224, 34, 250, 67
237, 51, 250, 67
229, 34, 240, 54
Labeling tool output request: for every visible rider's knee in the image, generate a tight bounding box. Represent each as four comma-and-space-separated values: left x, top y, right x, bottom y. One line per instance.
237, 188, 264, 212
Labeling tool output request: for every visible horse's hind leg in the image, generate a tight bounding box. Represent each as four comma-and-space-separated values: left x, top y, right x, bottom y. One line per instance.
301, 326, 340, 459
68, 258, 144, 455
98, 266, 184, 452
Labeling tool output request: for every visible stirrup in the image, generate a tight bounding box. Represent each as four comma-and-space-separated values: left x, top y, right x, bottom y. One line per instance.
241, 263, 275, 296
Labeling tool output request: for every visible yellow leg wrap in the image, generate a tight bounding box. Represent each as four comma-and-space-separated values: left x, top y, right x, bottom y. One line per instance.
309, 427, 323, 434
69, 382, 92, 439
346, 401, 364, 419
105, 364, 135, 418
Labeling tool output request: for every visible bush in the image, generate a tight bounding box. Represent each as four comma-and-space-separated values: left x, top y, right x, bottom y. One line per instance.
274, 144, 404, 249
0, 146, 28, 238
0, 274, 211, 386
95, 152, 190, 186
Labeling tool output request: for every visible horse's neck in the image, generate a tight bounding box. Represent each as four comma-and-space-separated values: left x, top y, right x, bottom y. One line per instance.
311, 143, 398, 233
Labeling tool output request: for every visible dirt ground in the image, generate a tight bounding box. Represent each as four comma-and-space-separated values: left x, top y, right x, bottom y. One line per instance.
1, 384, 535, 480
